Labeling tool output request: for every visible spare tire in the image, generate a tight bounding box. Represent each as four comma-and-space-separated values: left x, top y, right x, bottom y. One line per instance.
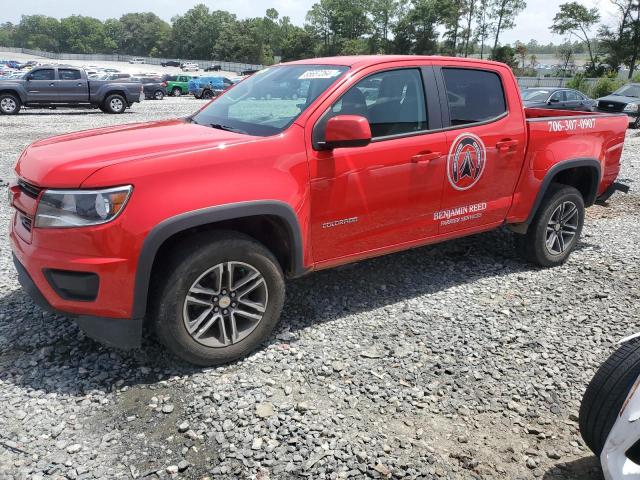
579, 337, 640, 456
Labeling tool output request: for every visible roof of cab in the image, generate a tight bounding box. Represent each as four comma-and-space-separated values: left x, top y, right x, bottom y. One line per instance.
281, 55, 507, 69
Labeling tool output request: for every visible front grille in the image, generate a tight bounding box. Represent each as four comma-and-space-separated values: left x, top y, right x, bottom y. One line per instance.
18, 179, 42, 199
20, 214, 32, 232
598, 100, 626, 113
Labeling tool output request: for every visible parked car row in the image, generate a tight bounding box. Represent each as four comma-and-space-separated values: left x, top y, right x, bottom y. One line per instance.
521, 85, 640, 128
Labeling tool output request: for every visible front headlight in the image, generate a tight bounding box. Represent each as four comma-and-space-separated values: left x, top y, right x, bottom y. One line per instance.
35, 185, 132, 228
623, 103, 639, 113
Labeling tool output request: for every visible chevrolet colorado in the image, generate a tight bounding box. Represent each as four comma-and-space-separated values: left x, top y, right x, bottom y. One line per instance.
9, 56, 629, 365
0, 65, 142, 115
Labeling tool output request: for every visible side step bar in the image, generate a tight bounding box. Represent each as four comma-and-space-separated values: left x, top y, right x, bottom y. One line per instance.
596, 182, 630, 205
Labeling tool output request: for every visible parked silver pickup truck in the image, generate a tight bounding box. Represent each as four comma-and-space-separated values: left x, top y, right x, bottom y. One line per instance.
0, 65, 143, 115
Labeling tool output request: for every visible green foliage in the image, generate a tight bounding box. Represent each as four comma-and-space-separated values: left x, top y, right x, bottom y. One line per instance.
633, 73, 640, 83
490, 45, 518, 68
566, 73, 591, 95
591, 75, 625, 99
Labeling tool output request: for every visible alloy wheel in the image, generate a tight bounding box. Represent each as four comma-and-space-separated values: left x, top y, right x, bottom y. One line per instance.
182, 261, 268, 348
545, 200, 579, 255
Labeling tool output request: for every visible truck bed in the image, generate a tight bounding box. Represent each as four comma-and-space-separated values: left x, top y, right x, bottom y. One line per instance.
507, 108, 629, 223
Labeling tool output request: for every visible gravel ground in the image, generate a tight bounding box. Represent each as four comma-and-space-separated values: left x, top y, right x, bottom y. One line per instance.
0, 98, 639, 480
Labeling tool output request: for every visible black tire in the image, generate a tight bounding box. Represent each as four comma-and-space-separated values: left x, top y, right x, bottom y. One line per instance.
202, 89, 214, 99
515, 184, 584, 267
632, 116, 640, 129
172, 87, 182, 97
103, 94, 127, 114
0, 93, 21, 115
153, 90, 164, 100
151, 231, 286, 366
580, 338, 640, 456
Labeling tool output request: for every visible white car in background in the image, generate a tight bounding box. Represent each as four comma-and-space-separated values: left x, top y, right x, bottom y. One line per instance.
129, 58, 146, 64
580, 334, 640, 479
181, 62, 199, 72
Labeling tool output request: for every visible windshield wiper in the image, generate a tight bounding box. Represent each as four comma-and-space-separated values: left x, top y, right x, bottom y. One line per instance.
209, 123, 247, 134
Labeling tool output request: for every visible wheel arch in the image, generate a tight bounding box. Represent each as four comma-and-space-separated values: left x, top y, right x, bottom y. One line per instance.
132, 200, 306, 319
524, 158, 601, 226
0, 88, 25, 103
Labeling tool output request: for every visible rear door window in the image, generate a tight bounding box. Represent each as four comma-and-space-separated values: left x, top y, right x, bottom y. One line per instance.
442, 68, 506, 126
30, 69, 54, 80
565, 90, 580, 101
58, 69, 81, 80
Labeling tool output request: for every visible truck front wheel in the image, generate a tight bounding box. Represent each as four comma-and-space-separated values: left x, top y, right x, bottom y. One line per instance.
0, 93, 21, 115
103, 94, 126, 114
516, 184, 585, 267
151, 232, 286, 366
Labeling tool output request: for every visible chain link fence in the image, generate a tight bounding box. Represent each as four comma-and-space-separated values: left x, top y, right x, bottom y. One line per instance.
0, 47, 263, 73
516, 76, 599, 89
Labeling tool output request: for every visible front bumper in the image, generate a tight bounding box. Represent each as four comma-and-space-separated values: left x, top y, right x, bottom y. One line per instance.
12, 253, 143, 349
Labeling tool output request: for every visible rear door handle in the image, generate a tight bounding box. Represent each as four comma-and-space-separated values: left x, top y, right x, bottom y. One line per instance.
496, 139, 519, 151
49, 83, 54, 86
411, 151, 441, 164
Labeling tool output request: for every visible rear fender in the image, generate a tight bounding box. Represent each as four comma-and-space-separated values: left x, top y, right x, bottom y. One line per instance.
520, 158, 601, 227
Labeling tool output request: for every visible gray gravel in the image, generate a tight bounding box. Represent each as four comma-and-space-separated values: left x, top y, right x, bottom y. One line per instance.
0, 98, 639, 479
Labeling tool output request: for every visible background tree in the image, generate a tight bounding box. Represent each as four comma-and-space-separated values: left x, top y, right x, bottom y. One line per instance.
117, 13, 170, 56
14, 15, 61, 52
461, 0, 477, 57
474, 0, 492, 58
550, 2, 600, 71
490, 0, 527, 56
514, 41, 527, 68
369, 0, 399, 53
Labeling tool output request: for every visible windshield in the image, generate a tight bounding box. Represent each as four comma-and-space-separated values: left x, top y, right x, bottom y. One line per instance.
522, 90, 549, 102
613, 84, 640, 98
191, 64, 349, 136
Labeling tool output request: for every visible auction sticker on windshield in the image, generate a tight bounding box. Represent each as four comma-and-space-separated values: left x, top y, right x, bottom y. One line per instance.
299, 69, 343, 80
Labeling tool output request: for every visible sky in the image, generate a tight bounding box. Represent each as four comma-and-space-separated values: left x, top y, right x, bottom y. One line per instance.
6, 0, 620, 45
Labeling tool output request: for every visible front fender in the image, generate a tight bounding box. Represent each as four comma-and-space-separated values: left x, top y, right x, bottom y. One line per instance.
130, 200, 305, 319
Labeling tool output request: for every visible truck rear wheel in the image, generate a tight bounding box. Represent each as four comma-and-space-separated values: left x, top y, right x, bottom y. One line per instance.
516, 184, 584, 267
0, 93, 21, 115
103, 94, 126, 114
580, 338, 640, 456
151, 232, 286, 366
202, 89, 214, 99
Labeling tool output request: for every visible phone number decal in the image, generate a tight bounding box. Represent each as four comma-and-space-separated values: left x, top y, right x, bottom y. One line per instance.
547, 118, 597, 132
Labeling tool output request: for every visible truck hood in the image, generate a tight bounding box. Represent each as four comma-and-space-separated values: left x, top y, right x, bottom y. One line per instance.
16, 119, 255, 188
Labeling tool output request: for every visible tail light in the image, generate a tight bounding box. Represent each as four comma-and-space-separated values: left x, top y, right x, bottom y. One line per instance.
161, 82, 167, 87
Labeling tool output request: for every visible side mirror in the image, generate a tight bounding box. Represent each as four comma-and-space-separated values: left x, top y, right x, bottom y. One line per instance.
548, 97, 560, 104
25, 74, 32, 81
324, 115, 372, 149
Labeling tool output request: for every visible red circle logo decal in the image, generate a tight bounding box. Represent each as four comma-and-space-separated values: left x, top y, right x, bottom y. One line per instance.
447, 133, 486, 191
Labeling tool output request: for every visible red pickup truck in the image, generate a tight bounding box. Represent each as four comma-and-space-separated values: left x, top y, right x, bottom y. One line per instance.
9, 56, 629, 365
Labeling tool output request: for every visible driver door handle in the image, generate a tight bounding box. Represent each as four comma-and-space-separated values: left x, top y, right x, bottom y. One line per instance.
411, 151, 441, 164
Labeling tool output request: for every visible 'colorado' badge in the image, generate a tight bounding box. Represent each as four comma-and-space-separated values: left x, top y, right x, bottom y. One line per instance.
447, 133, 486, 191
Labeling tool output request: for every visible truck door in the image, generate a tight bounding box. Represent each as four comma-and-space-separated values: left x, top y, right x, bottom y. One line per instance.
307, 66, 447, 264
25, 68, 58, 103
57, 68, 88, 102
434, 66, 526, 235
